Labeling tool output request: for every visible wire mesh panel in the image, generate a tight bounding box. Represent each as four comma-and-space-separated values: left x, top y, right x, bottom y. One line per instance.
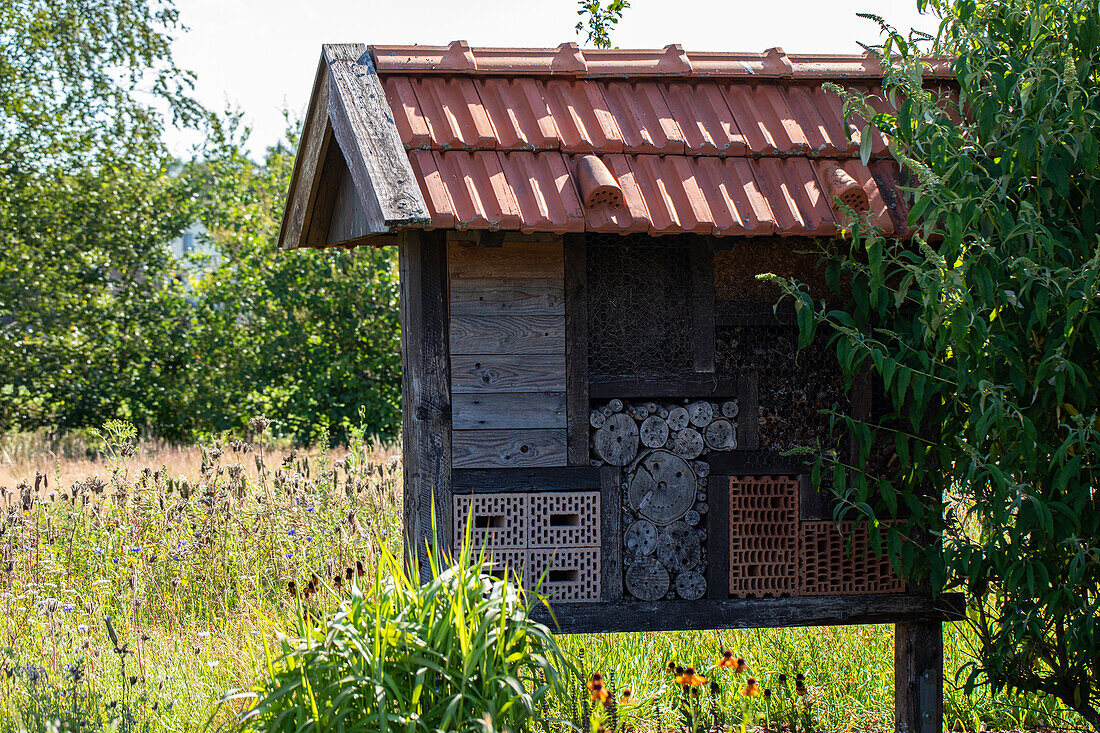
587, 234, 694, 381
798, 520, 905, 595
728, 476, 799, 597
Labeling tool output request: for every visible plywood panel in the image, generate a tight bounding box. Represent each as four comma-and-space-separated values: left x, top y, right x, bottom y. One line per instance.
453, 392, 567, 430
450, 278, 565, 316
451, 354, 566, 393
449, 315, 564, 355
452, 429, 567, 468
448, 242, 564, 279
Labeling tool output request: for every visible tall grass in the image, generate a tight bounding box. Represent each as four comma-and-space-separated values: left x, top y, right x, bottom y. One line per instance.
0, 425, 1084, 732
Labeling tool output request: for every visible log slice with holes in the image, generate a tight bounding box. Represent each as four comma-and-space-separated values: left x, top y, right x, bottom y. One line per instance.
593, 413, 639, 466
639, 415, 670, 448
625, 519, 658, 556
656, 520, 702, 573
624, 556, 670, 601
627, 450, 696, 525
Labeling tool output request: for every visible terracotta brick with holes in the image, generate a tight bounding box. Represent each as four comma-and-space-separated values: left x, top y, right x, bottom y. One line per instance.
528, 491, 601, 548
728, 476, 799, 598
799, 520, 906, 595
453, 494, 528, 549
527, 547, 601, 602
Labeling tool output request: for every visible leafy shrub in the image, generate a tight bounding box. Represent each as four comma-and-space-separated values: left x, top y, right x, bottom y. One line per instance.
238, 540, 562, 732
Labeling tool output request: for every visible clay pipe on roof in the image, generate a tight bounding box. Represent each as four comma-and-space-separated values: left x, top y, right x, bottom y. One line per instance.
820, 163, 869, 213
576, 155, 624, 209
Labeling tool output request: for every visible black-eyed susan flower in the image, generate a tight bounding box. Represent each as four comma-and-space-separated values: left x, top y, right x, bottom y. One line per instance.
619, 688, 637, 706
676, 666, 706, 687
734, 656, 748, 674
590, 681, 608, 705
719, 649, 737, 668
795, 673, 807, 696
586, 672, 604, 690
741, 677, 761, 697
666, 661, 678, 676
778, 673, 787, 684
764, 688, 772, 700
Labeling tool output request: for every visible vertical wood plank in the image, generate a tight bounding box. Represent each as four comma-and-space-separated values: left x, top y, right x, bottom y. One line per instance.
400, 229, 452, 573
706, 474, 730, 599
692, 238, 716, 373
894, 621, 944, 733
565, 234, 590, 466
738, 371, 760, 450
599, 465, 623, 601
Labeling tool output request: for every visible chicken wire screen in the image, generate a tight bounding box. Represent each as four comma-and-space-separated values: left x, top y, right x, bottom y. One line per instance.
586, 234, 694, 381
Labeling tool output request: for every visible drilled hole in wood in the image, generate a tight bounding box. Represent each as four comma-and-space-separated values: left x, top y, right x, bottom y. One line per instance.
519, 445, 529, 453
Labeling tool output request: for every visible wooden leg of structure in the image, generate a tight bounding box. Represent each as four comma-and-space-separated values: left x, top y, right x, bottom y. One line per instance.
895, 621, 944, 733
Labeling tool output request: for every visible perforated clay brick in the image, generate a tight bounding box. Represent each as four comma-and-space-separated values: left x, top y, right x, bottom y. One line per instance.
527, 548, 601, 602
798, 521, 905, 595
529, 491, 601, 549
453, 494, 528, 550
478, 549, 529, 585
728, 475, 799, 598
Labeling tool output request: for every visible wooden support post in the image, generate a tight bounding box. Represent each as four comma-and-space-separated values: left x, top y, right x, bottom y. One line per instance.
706, 475, 730, 599
564, 234, 590, 466
599, 465, 623, 601
399, 229, 452, 574
895, 621, 944, 733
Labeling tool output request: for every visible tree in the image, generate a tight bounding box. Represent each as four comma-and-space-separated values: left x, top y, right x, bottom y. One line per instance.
575, 0, 630, 49
0, 0, 205, 438
776, 0, 1100, 725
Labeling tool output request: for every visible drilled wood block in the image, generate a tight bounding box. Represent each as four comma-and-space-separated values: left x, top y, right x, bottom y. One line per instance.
528, 491, 601, 549
527, 548, 601, 602
799, 521, 906, 596
728, 475, 798, 598
453, 493, 528, 549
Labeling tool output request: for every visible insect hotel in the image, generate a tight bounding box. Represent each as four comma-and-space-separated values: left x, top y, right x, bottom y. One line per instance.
279, 41, 964, 731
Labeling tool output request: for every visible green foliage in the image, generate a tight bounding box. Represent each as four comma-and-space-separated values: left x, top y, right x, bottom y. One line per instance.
0, 0, 403, 444
238, 538, 562, 732
575, 0, 630, 49
773, 0, 1100, 726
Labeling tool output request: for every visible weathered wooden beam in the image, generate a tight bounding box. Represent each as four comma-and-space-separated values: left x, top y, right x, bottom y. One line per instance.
452, 392, 567, 430
691, 239, 716, 373
706, 475, 730, 599
452, 467, 602, 493
277, 56, 333, 250
895, 621, 944, 733
599, 466, 623, 601
564, 234, 590, 465
324, 44, 429, 235
449, 280, 565, 317
532, 593, 965, 634
452, 429, 567, 469
399, 229, 452, 570
737, 371, 760, 450
450, 354, 566, 393
589, 377, 738, 400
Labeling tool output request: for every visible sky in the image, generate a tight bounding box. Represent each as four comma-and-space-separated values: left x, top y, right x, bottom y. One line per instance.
167, 0, 938, 158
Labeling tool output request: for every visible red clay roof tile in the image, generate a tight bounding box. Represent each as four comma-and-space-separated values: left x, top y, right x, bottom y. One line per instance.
369, 43, 942, 236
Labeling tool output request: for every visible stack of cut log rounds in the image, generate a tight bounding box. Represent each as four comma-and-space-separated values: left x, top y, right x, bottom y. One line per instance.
589, 397, 737, 601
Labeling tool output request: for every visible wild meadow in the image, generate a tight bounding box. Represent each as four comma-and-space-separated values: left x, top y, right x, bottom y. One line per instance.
0, 422, 1082, 732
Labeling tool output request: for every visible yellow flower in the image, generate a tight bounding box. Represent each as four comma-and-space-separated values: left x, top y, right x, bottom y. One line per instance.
590, 684, 609, 705
734, 656, 748, 674
741, 677, 761, 697
586, 673, 604, 691
619, 688, 637, 706
718, 649, 736, 669
675, 666, 707, 687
